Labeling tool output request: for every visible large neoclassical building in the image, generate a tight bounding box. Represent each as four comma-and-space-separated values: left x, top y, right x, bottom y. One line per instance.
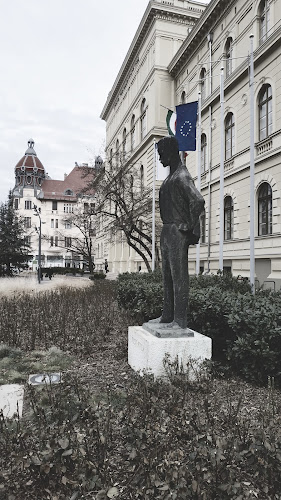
12, 139, 97, 270
100, 0, 281, 289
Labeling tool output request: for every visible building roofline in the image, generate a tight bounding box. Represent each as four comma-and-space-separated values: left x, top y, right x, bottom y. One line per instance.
100, 0, 205, 120
168, 0, 232, 77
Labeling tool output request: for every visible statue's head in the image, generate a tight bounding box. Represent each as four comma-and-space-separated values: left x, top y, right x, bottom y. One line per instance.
157, 136, 179, 167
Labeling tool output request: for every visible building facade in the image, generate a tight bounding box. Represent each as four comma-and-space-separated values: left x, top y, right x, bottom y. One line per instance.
169, 0, 281, 288
99, 0, 206, 273
101, 0, 281, 288
12, 139, 97, 271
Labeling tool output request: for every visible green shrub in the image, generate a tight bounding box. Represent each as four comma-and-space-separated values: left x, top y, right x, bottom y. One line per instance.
226, 291, 281, 384
41, 267, 84, 276
117, 270, 163, 323
89, 272, 106, 280
116, 271, 281, 385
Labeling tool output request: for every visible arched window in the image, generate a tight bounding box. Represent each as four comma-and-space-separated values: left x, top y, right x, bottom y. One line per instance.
259, 0, 270, 44
140, 98, 147, 140
258, 84, 272, 140
200, 211, 206, 244
224, 196, 234, 240
225, 112, 235, 160
201, 133, 207, 173
200, 68, 207, 101
131, 115, 136, 151
225, 37, 233, 77
140, 165, 144, 193
181, 91, 186, 104
109, 148, 113, 171
258, 182, 272, 235
122, 128, 127, 159
116, 139, 119, 167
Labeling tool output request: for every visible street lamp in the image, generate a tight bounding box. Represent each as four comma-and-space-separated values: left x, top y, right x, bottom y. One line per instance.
33, 204, 44, 284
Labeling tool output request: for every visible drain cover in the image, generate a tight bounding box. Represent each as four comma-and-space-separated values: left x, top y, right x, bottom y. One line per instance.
28, 373, 62, 385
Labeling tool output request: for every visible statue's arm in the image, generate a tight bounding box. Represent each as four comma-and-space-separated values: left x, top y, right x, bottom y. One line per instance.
178, 172, 205, 232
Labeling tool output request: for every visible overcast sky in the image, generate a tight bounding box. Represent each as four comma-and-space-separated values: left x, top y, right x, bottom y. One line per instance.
0, 0, 152, 203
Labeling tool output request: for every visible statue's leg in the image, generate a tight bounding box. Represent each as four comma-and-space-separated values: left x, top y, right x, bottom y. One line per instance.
160, 226, 174, 323
170, 227, 189, 329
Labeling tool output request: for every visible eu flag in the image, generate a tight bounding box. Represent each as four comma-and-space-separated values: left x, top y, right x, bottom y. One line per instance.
175, 101, 198, 151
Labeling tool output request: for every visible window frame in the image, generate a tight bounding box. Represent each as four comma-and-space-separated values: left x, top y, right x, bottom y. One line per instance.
224, 196, 234, 240
258, 84, 272, 141
258, 182, 272, 236
259, 0, 270, 44
140, 98, 147, 141
201, 133, 207, 173
131, 115, 136, 151
225, 37, 233, 77
225, 112, 235, 160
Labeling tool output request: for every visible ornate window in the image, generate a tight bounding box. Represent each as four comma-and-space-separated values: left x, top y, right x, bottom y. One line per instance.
181, 91, 186, 104
225, 112, 235, 160
201, 134, 207, 173
258, 84, 272, 140
200, 68, 207, 101
140, 98, 147, 140
131, 115, 136, 151
258, 182, 272, 235
224, 196, 234, 240
225, 37, 233, 77
259, 0, 270, 44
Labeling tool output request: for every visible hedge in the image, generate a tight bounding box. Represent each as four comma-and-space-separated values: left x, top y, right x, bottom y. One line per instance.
117, 271, 281, 386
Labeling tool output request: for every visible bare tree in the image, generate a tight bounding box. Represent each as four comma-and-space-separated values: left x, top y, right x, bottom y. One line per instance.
84, 154, 160, 272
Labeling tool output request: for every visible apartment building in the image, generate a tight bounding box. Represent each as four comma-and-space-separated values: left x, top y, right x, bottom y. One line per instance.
12, 139, 97, 270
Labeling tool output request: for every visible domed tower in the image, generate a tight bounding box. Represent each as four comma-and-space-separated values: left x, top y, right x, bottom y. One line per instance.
13, 139, 46, 198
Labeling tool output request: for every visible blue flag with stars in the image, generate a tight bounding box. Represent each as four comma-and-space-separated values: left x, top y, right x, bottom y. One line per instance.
175, 101, 198, 151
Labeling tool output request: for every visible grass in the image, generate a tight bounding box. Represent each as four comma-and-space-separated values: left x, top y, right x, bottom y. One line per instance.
0, 344, 73, 384
0, 273, 92, 297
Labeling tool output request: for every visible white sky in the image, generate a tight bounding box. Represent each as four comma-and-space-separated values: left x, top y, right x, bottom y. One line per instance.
0, 0, 151, 203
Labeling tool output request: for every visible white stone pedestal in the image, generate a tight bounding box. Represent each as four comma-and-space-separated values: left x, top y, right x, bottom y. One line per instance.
128, 326, 212, 378
0, 384, 24, 419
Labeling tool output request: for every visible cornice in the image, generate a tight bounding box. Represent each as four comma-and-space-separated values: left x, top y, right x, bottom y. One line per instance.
100, 1, 204, 120
168, 0, 235, 77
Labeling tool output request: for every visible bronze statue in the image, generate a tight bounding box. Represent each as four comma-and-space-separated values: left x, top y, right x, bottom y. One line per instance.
147, 136, 204, 336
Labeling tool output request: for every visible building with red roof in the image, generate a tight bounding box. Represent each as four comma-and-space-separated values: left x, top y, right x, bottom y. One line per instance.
12, 139, 99, 271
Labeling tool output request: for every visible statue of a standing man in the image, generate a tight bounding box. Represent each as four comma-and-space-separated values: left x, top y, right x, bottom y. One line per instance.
152, 136, 204, 332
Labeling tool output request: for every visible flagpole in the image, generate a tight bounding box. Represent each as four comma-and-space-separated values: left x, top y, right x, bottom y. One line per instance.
196, 92, 202, 275
152, 140, 156, 271
249, 34, 255, 293
219, 66, 224, 272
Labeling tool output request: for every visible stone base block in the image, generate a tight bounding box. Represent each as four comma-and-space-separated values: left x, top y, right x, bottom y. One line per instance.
0, 384, 24, 419
128, 326, 212, 378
